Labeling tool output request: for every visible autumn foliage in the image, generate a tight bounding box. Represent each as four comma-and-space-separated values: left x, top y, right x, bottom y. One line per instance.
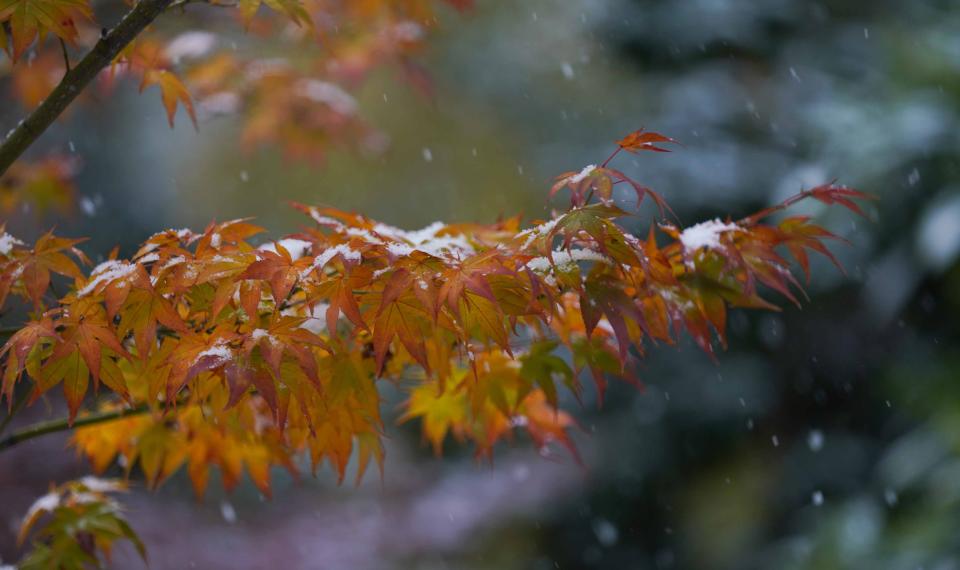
1, 128, 870, 494
0, 0, 874, 565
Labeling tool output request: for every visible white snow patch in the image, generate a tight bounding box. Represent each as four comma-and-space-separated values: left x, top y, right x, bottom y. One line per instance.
387, 242, 415, 257
373, 221, 473, 258
24, 491, 60, 522
0, 231, 24, 255
79, 477, 124, 493
251, 329, 275, 343
344, 228, 384, 245
78, 261, 137, 297
526, 249, 610, 273
260, 238, 312, 260
517, 218, 561, 250
305, 209, 346, 230
194, 341, 233, 366
301, 244, 362, 278
567, 164, 596, 184
160, 256, 186, 270
679, 219, 741, 251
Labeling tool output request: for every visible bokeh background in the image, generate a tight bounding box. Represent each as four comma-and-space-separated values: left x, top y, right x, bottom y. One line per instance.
3, 0, 960, 568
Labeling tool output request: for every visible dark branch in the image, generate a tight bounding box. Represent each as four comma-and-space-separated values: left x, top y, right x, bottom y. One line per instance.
0, 401, 153, 453
0, 0, 175, 178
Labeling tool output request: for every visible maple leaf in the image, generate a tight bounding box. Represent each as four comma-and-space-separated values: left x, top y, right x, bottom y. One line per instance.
307, 265, 371, 333
0, 0, 92, 61
401, 378, 468, 454
115, 285, 188, 359
371, 269, 434, 374
34, 298, 130, 421
141, 69, 198, 129
515, 390, 581, 463
239, 245, 312, 305
811, 184, 874, 214
0, 316, 57, 405
518, 340, 576, 409
579, 276, 644, 366
0, 231, 87, 308
616, 128, 678, 153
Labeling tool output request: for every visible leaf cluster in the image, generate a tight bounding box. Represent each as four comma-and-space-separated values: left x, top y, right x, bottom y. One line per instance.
16, 477, 144, 570
0, 132, 873, 498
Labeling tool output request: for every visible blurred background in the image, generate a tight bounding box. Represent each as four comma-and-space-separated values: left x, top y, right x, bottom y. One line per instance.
3, 0, 960, 568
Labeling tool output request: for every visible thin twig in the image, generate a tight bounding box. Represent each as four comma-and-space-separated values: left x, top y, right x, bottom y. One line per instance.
167, 0, 237, 11
600, 146, 621, 168
58, 37, 71, 74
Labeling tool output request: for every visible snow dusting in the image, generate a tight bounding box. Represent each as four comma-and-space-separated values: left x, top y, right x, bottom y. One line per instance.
679, 219, 741, 251
24, 492, 60, 522
78, 261, 138, 297
517, 218, 560, 250
260, 238, 313, 260
0, 231, 23, 255
526, 249, 610, 273
373, 221, 474, 258
79, 477, 124, 493
567, 164, 596, 184
194, 342, 233, 366
301, 244, 362, 278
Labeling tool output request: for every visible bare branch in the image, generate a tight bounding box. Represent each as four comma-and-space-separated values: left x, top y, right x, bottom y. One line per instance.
0, 402, 154, 452
0, 0, 176, 178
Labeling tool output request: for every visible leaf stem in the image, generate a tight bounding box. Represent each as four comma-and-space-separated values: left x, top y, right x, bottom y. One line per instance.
58, 37, 71, 74
0, 0, 175, 179
600, 146, 621, 168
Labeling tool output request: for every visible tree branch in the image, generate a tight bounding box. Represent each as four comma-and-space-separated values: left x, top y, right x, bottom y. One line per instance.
0, 401, 153, 453
0, 0, 176, 178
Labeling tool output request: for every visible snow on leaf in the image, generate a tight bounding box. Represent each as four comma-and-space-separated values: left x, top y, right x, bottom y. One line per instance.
0, 231, 24, 256
678, 219, 741, 252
